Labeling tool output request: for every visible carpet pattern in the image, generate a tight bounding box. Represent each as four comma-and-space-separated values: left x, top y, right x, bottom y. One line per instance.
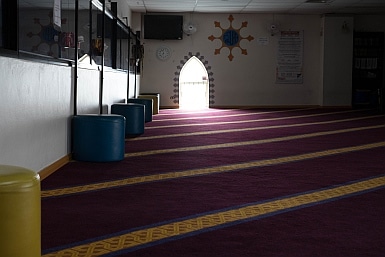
41, 108, 385, 257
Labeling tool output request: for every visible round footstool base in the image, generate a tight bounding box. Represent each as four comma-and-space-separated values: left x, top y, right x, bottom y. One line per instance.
111, 103, 145, 136
72, 114, 126, 162
139, 93, 160, 114
127, 98, 153, 122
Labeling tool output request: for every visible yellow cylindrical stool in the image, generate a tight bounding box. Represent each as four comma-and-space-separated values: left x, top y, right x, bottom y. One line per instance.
0, 165, 41, 257
139, 94, 160, 114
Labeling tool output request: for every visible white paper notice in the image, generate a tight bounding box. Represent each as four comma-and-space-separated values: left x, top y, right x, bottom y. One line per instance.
276, 31, 304, 84
257, 37, 269, 45
53, 0, 61, 30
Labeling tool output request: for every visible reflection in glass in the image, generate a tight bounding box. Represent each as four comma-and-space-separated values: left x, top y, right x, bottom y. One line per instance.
116, 21, 130, 70
14, 0, 130, 71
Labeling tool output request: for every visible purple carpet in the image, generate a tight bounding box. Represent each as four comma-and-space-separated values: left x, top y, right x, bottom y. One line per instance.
41, 108, 385, 257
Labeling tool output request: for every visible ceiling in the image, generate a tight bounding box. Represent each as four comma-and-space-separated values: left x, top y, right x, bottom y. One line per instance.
17, 0, 385, 15
125, 0, 385, 15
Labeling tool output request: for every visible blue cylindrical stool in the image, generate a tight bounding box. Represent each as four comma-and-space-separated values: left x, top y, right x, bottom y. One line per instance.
111, 103, 145, 136
0, 165, 41, 257
127, 98, 153, 122
72, 114, 126, 162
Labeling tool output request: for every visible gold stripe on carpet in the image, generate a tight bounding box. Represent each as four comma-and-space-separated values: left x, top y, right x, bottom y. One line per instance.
125, 125, 384, 157
130, 115, 382, 141
146, 109, 369, 129
153, 108, 237, 117
42, 174, 385, 257
151, 107, 317, 122
41, 141, 385, 198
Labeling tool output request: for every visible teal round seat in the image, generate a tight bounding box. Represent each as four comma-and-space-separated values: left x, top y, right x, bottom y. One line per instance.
72, 114, 125, 162
127, 98, 153, 122
111, 103, 145, 136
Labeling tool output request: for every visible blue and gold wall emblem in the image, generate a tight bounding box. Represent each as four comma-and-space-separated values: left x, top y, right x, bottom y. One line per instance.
208, 15, 254, 61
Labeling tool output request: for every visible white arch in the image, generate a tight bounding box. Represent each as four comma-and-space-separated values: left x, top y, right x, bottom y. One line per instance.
179, 56, 209, 110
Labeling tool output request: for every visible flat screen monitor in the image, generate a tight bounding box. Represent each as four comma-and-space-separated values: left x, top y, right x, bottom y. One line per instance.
144, 15, 183, 40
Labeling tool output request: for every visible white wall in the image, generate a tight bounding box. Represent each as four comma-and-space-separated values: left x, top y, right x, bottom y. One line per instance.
139, 13, 384, 108
103, 70, 131, 108
0, 56, 132, 172
76, 68, 100, 114
115, 0, 132, 26
140, 13, 323, 107
0, 57, 72, 172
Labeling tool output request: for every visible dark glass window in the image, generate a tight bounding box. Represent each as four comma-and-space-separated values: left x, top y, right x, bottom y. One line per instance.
1, 0, 131, 71
18, 0, 75, 59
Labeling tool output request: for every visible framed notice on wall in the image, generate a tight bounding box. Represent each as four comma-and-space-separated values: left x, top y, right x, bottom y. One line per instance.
276, 31, 303, 84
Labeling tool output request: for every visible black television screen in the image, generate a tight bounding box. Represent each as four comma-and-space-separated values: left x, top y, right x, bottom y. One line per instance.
144, 15, 183, 40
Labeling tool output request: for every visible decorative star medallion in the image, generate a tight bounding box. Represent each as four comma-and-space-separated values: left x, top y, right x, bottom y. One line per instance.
208, 15, 254, 61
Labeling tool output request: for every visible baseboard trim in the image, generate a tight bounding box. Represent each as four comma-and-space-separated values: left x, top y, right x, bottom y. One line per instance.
39, 154, 71, 180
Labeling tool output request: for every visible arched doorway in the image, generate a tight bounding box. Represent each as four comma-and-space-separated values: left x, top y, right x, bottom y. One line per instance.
179, 56, 209, 110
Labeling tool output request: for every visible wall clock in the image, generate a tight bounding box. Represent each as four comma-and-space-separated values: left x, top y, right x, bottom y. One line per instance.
156, 46, 171, 61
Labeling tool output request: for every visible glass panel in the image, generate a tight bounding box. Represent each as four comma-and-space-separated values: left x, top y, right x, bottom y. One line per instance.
3, 0, 130, 70
103, 14, 112, 68
116, 24, 122, 69
129, 35, 136, 74
18, 0, 75, 59
77, 0, 90, 61
90, 2, 103, 66
78, 0, 94, 67
0, 1, 3, 47
60, 1, 76, 60
116, 21, 129, 71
